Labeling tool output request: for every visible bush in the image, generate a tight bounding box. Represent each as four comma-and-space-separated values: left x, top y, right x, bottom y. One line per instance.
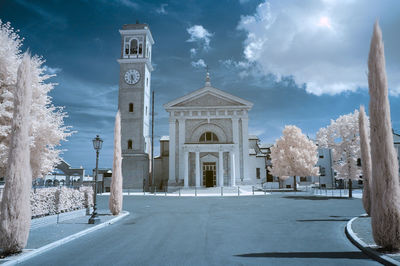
28, 186, 93, 218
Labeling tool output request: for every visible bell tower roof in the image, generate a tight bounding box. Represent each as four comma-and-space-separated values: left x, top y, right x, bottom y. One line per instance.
122, 23, 150, 30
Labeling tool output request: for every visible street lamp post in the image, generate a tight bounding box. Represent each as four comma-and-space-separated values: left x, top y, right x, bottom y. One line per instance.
89, 135, 103, 224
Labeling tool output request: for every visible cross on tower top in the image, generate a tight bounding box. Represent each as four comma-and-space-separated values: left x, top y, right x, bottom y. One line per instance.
205, 65, 211, 87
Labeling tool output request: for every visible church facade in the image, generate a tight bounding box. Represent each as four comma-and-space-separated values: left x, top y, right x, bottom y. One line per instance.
163, 74, 253, 187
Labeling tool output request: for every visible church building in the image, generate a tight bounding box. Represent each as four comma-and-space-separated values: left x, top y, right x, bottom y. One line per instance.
118, 23, 268, 189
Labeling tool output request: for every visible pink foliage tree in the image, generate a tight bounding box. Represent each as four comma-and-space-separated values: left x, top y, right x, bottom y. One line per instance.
0, 53, 33, 254
358, 106, 372, 216
368, 21, 400, 251
109, 111, 123, 215
269, 125, 319, 190
316, 110, 361, 198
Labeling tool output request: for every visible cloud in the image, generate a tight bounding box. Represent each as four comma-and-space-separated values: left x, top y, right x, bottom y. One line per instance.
191, 59, 207, 68
156, 3, 168, 14
237, 0, 400, 96
190, 48, 197, 57
187, 25, 213, 50
44, 65, 62, 75
116, 0, 138, 9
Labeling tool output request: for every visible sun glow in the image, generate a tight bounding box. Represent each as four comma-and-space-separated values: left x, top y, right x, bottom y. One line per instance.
317, 16, 332, 29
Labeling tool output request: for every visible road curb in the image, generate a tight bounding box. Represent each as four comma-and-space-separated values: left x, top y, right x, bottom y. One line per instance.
2, 211, 129, 266
345, 215, 400, 266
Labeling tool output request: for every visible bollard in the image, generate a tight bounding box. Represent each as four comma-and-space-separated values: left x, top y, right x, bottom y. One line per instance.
179, 188, 181, 197
252, 186, 254, 195
165, 186, 167, 196
195, 187, 197, 197
325, 188, 327, 196
143, 189, 145, 196
238, 186, 240, 196
221, 187, 223, 197
128, 189, 130, 195
155, 187, 157, 196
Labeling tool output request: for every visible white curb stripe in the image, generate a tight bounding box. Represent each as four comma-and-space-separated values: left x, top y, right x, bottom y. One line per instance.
2, 211, 129, 266
346, 215, 400, 266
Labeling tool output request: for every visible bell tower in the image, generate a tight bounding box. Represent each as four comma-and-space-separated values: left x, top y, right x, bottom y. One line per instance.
117, 23, 154, 189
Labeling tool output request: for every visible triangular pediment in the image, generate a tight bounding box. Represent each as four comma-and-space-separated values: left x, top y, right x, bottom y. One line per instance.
164, 86, 253, 109
174, 93, 244, 107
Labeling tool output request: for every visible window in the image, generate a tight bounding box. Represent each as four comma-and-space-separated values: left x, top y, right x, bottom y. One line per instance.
139, 43, 143, 55
129, 103, 134, 112
357, 158, 362, 166
199, 132, 219, 143
266, 169, 273, 182
319, 155, 324, 159
320, 166, 326, 176
125, 44, 129, 55
256, 168, 260, 179
128, 139, 133, 149
300, 176, 307, 182
130, 39, 138, 55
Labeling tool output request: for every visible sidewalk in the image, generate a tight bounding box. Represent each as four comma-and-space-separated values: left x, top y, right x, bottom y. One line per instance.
346, 215, 400, 265
0, 209, 129, 265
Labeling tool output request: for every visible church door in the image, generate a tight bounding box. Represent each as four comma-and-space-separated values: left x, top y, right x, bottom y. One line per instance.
205, 171, 214, 187
202, 162, 216, 187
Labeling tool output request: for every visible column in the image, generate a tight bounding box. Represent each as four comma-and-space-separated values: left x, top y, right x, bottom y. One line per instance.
178, 118, 185, 181
184, 151, 189, 188
230, 151, 236, 186
218, 150, 224, 187
168, 119, 176, 184
232, 117, 240, 182
241, 117, 249, 181
195, 151, 200, 187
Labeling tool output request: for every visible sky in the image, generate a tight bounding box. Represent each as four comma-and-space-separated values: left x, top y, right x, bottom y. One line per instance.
1, 0, 400, 172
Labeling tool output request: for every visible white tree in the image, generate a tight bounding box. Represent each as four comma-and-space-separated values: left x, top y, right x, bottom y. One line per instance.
269, 125, 319, 190
0, 53, 33, 254
316, 110, 361, 198
0, 20, 72, 179
0, 21, 22, 178
368, 21, 400, 251
358, 105, 372, 216
109, 111, 123, 215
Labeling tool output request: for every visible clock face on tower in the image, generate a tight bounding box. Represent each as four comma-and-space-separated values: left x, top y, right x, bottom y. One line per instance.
124, 69, 140, 85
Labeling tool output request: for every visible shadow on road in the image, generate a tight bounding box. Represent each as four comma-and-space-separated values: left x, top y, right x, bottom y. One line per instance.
282, 196, 350, 200
235, 251, 368, 259
296, 218, 350, 222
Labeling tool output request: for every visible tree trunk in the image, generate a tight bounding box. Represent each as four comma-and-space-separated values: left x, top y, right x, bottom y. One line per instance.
293, 176, 297, 191
348, 179, 352, 198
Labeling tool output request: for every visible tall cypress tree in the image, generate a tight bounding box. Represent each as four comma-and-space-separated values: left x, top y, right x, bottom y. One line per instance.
0, 53, 33, 254
369, 21, 400, 251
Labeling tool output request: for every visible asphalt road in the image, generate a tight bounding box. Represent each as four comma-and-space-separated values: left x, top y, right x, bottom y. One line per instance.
20, 193, 379, 266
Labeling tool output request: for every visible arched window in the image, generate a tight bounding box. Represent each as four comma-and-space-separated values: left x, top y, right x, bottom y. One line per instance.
130, 39, 138, 55
128, 139, 133, 149
199, 132, 219, 143
129, 103, 134, 112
